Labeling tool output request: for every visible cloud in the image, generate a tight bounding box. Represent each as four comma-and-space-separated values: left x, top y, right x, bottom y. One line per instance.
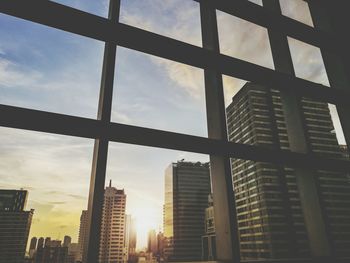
279, 0, 314, 27
68, 194, 86, 200
149, 56, 204, 101
0, 58, 42, 88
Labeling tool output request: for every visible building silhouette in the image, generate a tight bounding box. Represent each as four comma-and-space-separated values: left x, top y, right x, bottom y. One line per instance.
226, 83, 350, 260
78, 210, 88, 262
147, 229, 157, 255
163, 161, 211, 261
44, 237, 51, 248
29, 237, 38, 258
63, 236, 71, 247
156, 231, 165, 261
0, 189, 34, 263
37, 237, 44, 250
99, 180, 126, 263
201, 194, 216, 261
124, 214, 137, 262
67, 243, 80, 263
35, 239, 68, 263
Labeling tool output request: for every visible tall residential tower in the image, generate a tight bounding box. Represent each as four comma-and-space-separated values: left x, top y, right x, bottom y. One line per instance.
99, 181, 126, 263
226, 83, 350, 260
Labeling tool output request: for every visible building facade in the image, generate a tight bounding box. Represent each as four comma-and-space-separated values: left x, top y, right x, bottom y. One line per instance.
163, 161, 211, 261
99, 181, 126, 263
0, 189, 34, 263
78, 210, 88, 262
226, 83, 350, 260
35, 240, 68, 263
147, 229, 157, 255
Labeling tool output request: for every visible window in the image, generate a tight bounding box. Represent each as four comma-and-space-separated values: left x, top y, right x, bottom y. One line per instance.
0, 0, 349, 262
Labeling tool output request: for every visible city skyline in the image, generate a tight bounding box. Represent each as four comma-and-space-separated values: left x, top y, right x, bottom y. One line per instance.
0, 0, 348, 261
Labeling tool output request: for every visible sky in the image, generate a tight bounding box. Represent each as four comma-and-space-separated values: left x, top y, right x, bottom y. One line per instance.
0, 0, 346, 250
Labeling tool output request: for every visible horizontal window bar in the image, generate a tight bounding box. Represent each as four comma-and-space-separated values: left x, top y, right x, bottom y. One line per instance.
0, 0, 348, 107
1, 104, 349, 173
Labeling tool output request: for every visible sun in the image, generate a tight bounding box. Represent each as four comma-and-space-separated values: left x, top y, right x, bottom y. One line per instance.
130, 206, 162, 250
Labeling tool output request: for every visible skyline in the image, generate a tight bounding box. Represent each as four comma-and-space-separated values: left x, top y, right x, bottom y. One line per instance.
0, 0, 347, 256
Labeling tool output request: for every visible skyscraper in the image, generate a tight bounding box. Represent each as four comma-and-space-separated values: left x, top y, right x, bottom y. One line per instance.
163, 161, 211, 261
0, 189, 27, 211
156, 231, 165, 261
63, 235, 71, 247
0, 189, 34, 263
29, 237, 38, 259
99, 180, 126, 263
37, 237, 44, 250
44, 237, 51, 248
226, 83, 350, 260
147, 229, 157, 255
123, 214, 137, 262
78, 210, 88, 262
35, 239, 68, 263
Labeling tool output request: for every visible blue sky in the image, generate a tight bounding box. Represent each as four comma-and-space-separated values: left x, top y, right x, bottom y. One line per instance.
0, 0, 346, 250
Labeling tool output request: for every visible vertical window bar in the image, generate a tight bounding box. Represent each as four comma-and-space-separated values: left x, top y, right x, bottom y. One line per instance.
307, 0, 350, 153
263, 0, 332, 260
84, 0, 120, 262
200, 0, 240, 261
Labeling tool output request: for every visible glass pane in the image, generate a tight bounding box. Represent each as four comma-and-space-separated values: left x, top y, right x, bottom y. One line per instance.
248, 0, 263, 6
231, 159, 310, 260
301, 99, 348, 160
288, 37, 330, 86
0, 127, 93, 262
52, 0, 109, 18
279, 0, 314, 27
112, 47, 207, 137
216, 11, 274, 69
0, 14, 104, 118
120, 0, 202, 46
231, 157, 350, 260
105, 142, 213, 261
223, 76, 348, 161
223, 76, 290, 150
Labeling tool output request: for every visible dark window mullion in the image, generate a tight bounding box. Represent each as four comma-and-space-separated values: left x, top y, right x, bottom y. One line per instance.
308, 0, 350, 155
85, 0, 120, 262
200, 0, 240, 261
263, 0, 332, 260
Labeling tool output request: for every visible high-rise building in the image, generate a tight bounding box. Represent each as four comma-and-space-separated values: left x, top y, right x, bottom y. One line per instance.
44, 237, 51, 248
63, 236, 71, 247
123, 214, 131, 262
99, 180, 126, 263
163, 161, 211, 261
226, 83, 350, 260
129, 217, 137, 254
67, 243, 80, 263
201, 194, 216, 261
50, 240, 62, 248
35, 241, 68, 263
0, 189, 34, 263
78, 210, 88, 262
29, 237, 38, 259
37, 237, 44, 250
123, 214, 137, 263
156, 231, 165, 261
147, 229, 157, 255
0, 189, 28, 211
